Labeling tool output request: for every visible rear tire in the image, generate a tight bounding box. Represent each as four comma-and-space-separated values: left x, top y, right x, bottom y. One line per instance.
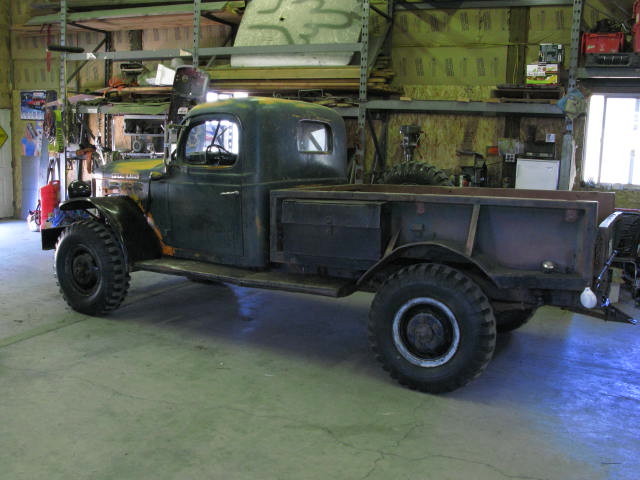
495, 308, 536, 333
379, 161, 452, 186
55, 220, 130, 315
369, 263, 496, 393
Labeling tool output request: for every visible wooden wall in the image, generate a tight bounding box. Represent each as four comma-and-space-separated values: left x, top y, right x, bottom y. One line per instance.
0, 0, 10, 109
5, 0, 635, 214
8, 4, 230, 215
366, 1, 628, 182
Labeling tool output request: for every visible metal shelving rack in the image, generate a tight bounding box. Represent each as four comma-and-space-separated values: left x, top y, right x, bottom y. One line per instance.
360, 0, 578, 188
51, 0, 588, 186
54, 0, 371, 179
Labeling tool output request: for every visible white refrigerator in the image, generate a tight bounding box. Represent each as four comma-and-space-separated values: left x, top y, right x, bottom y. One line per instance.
515, 158, 560, 190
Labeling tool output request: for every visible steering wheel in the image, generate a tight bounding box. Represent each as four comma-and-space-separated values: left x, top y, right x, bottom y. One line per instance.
205, 144, 235, 165
208, 142, 232, 155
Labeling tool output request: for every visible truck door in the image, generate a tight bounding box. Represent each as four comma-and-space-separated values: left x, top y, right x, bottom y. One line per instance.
165, 114, 244, 259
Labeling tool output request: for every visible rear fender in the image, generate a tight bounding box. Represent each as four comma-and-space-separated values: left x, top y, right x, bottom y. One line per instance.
43, 196, 162, 265
357, 242, 497, 289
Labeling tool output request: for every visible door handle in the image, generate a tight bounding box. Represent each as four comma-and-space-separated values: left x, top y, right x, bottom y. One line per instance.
220, 190, 240, 196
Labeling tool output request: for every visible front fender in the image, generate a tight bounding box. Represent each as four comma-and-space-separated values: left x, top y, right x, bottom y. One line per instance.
44, 196, 162, 265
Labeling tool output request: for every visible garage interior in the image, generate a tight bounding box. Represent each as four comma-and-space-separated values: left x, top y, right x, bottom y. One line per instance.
1, 1, 640, 479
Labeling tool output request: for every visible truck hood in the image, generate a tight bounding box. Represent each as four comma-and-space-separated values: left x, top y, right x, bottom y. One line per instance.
94, 158, 165, 181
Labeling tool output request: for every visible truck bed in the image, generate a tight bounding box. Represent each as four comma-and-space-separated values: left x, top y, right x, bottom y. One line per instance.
282, 185, 616, 223
270, 185, 615, 291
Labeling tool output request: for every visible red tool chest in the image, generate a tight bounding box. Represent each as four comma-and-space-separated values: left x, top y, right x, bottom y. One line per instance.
582, 32, 625, 54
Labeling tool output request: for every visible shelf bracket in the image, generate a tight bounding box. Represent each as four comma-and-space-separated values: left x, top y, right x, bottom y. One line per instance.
371, 4, 392, 21
193, 0, 202, 67
68, 22, 108, 35
568, 0, 584, 90
201, 11, 237, 29
354, 0, 370, 184
67, 36, 107, 84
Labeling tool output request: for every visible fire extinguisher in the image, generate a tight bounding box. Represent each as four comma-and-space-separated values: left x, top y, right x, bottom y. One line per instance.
39, 159, 60, 229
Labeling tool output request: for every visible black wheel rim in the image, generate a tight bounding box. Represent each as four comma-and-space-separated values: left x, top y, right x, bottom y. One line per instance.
393, 298, 460, 367
69, 246, 100, 295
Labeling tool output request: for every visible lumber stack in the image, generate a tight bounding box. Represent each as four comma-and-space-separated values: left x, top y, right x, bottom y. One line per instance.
205, 63, 398, 94
493, 85, 564, 104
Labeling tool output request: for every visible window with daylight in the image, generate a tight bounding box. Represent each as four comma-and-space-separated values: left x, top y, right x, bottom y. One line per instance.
583, 94, 640, 186
184, 118, 239, 167
297, 121, 332, 154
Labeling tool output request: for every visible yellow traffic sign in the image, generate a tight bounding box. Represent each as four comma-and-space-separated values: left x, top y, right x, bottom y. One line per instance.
0, 125, 7, 149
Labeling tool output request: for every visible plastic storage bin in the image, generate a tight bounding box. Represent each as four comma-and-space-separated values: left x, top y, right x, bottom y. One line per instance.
582, 32, 624, 54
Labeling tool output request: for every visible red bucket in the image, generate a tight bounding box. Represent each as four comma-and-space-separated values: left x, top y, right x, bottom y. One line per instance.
39, 180, 60, 228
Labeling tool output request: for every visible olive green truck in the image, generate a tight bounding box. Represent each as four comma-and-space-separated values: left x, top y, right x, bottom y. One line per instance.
42, 97, 638, 393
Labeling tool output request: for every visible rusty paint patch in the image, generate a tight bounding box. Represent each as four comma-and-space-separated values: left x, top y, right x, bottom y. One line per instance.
146, 212, 176, 256
255, 213, 262, 235
565, 209, 579, 223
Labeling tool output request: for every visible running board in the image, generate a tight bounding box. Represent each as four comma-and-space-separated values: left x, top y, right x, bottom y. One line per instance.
135, 258, 356, 298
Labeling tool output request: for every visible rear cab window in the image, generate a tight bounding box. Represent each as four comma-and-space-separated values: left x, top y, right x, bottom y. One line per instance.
297, 121, 332, 154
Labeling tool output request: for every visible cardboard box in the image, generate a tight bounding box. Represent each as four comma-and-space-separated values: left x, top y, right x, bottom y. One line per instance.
528, 7, 572, 66
526, 63, 559, 85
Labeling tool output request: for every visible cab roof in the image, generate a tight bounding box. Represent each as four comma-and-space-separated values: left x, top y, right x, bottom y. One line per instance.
186, 96, 342, 124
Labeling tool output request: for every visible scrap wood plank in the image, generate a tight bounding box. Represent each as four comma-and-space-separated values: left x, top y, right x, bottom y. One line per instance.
206, 66, 361, 80
499, 98, 559, 104
24, 1, 243, 31
93, 86, 172, 95
493, 84, 564, 100
35, 0, 211, 7
209, 80, 388, 87
209, 81, 399, 93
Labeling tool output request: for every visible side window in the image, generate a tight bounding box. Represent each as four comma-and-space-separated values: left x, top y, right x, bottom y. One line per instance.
184, 118, 240, 166
297, 121, 332, 154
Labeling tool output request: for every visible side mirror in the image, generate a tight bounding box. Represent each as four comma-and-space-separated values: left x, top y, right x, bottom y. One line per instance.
150, 171, 165, 181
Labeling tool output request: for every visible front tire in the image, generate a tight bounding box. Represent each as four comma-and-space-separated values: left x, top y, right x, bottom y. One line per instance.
55, 220, 130, 315
369, 263, 496, 393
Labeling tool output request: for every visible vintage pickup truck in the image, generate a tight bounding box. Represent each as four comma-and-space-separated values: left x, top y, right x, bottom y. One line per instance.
43, 97, 638, 393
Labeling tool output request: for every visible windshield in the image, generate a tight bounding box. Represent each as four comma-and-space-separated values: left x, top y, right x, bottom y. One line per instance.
184, 118, 240, 166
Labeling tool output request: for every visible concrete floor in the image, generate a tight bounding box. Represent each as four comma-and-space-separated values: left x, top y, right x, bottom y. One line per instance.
1, 219, 639, 480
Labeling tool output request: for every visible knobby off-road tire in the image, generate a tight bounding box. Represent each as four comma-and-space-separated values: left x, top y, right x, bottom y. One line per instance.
380, 161, 452, 186
495, 308, 536, 333
55, 220, 130, 315
369, 263, 496, 393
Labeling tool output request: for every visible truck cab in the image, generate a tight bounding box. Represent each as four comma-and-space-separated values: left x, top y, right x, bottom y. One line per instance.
148, 97, 346, 268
